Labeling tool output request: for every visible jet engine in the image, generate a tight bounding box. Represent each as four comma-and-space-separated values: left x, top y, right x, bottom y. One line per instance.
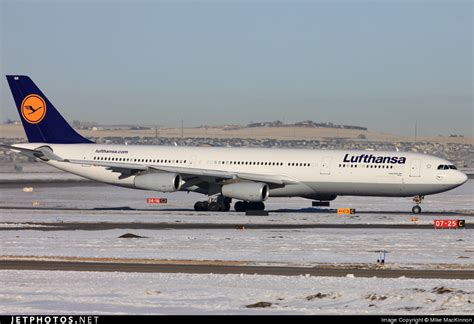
134, 173, 182, 192
221, 182, 269, 202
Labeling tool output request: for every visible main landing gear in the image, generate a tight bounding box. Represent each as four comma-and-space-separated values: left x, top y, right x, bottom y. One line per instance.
193, 196, 266, 212
234, 201, 265, 212
412, 195, 424, 214
194, 195, 231, 212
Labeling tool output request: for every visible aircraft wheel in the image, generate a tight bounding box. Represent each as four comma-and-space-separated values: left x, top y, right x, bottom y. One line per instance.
254, 202, 265, 210
208, 202, 221, 212
224, 202, 231, 212
412, 205, 422, 214
234, 201, 247, 212
194, 201, 206, 211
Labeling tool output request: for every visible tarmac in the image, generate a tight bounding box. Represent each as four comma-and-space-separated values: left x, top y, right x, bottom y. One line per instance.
1, 259, 472, 280
0, 220, 459, 231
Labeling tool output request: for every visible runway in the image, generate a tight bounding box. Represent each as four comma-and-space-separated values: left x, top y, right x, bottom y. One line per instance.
1, 259, 472, 280
0, 220, 453, 231
1, 205, 472, 216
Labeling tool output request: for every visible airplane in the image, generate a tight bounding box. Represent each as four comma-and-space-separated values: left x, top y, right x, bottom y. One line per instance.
2, 75, 468, 214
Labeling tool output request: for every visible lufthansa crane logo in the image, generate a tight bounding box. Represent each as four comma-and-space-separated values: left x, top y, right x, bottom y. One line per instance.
21, 94, 47, 124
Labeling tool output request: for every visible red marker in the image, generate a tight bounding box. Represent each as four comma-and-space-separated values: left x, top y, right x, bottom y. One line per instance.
147, 198, 168, 204
433, 220, 465, 229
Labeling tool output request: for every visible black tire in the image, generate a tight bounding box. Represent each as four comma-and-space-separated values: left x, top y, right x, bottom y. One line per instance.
208, 202, 221, 212
224, 202, 231, 212
194, 201, 209, 212
246, 202, 265, 210
194, 202, 201, 211
412, 205, 422, 214
234, 201, 246, 212
255, 202, 265, 210
194, 201, 204, 211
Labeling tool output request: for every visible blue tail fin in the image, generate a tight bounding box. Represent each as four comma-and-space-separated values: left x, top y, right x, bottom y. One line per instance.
6, 75, 93, 144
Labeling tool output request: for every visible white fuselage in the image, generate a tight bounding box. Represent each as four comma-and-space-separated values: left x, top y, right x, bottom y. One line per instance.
16, 143, 468, 199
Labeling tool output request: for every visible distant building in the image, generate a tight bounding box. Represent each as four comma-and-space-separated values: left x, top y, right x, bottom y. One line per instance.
246, 120, 367, 131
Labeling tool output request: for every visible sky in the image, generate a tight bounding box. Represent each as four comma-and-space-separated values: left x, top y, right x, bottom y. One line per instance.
0, 0, 472, 137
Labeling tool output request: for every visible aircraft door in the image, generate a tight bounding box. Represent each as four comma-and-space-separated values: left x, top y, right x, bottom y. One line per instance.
321, 157, 332, 175
409, 159, 421, 177
188, 155, 197, 166
82, 150, 92, 167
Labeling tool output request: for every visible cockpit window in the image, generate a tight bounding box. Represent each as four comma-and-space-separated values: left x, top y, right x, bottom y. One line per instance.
437, 164, 457, 170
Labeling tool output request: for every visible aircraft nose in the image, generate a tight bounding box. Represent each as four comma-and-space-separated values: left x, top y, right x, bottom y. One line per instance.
455, 171, 468, 185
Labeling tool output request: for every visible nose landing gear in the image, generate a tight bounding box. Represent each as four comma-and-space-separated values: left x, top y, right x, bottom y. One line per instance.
412, 195, 424, 214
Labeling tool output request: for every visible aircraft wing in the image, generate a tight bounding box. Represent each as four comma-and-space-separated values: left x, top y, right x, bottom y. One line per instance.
2, 146, 298, 186
149, 165, 299, 185
65, 159, 299, 186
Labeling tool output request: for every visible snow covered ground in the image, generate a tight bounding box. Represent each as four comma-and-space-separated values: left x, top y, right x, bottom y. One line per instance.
0, 180, 472, 226
0, 180, 472, 314
0, 172, 88, 182
0, 163, 88, 182
0, 270, 472, 315
1, 227, 473, 268
1, 178, 472, 212
0, 181, 472, 268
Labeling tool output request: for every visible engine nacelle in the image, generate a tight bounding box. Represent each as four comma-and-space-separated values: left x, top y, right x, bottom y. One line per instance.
134, 173, 182, 192
221, 182, 269, 202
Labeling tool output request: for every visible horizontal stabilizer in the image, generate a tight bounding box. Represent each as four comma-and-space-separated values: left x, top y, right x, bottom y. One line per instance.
0, 144, 64, 161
